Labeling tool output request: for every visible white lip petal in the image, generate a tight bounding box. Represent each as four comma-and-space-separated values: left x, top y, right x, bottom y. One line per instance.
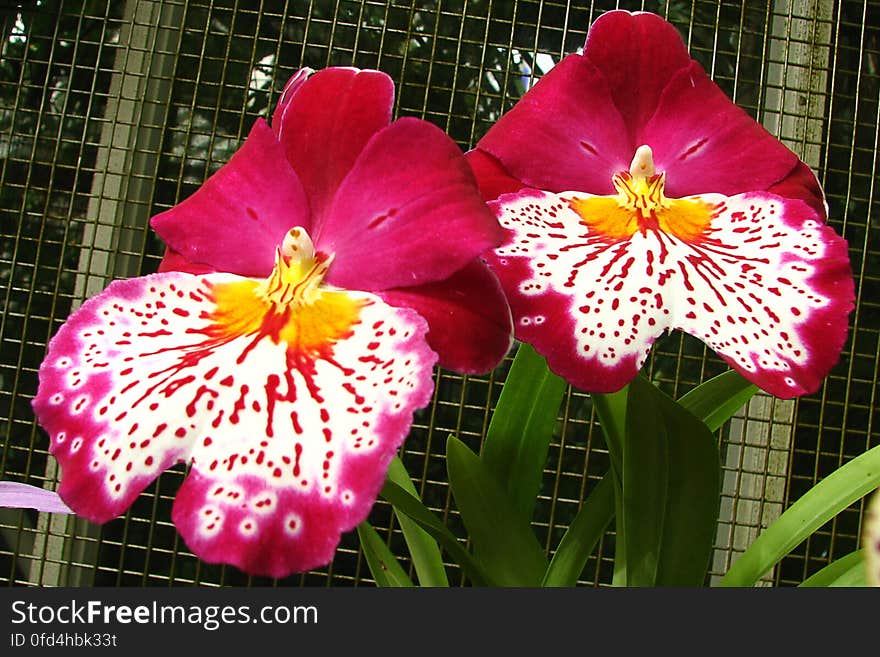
485, 187, 851, 397
33, 269, 437, 577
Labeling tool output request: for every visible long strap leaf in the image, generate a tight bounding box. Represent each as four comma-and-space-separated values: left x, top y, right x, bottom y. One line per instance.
447, 436, 549, 586
592, 387, 628, 585
798, 550, 866, 587
542, 472, 615, 586
357, 522, 414, 587
481, 343, 567, 523
380, 479, 492, 586
677, 370, 758, 432
386, 457, 449, 586
720, 444, 880, 587
623, 376, 720, 586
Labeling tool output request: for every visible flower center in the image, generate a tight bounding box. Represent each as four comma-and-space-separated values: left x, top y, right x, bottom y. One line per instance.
203, 228, 365, 355
260, 227, 333, 306
569, 145, 716, 242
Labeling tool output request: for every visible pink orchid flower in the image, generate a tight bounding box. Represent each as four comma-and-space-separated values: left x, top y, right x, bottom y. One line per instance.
0, 482, 71, 514
32, 67, 512, 578
467, 11, 853, 398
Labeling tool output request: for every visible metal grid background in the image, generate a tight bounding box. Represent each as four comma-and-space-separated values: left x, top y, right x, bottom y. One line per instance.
1, 0, 877, 587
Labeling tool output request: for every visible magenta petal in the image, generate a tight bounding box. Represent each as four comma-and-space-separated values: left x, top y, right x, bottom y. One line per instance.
464, 149, 527, 202
476, 53, 632, 194
642, 63, 800, 198
0, 482, 72, 513
150, 119, 310, 278
157, 248, 216, 275
768, 160, 828, 218
276, 67, 394, 223
270, 68, 314, 139
319, 117, 504, 291
378, 260, 513, 374
478, 10, 811, 205
172, 470, 343, 578
582, 10, 692, 136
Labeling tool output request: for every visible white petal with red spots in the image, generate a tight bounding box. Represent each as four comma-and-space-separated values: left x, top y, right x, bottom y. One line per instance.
33, 271, 436, 577
487, 189, 851, 397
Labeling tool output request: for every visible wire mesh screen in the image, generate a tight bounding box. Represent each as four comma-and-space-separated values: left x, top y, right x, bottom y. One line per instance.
1, 0, 877, 587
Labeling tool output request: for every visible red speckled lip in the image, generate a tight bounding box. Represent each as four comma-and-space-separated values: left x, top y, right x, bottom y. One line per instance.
33, 269, 437, 578
485, 186, 852, 398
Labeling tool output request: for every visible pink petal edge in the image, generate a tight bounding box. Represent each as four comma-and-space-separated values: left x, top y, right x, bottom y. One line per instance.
464, 149, 527, 202
271, 67, 314, 140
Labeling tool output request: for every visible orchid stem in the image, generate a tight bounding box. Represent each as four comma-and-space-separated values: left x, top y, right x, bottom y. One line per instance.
592, 386, 629, 586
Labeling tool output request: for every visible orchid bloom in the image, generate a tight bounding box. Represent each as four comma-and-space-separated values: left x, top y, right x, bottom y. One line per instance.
32, 67, 512, 578
0, 482, 71, 513
467, 10, 853, 398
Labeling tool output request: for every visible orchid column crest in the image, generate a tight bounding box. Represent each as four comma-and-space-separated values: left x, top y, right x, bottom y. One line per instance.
32, 66, 513, 578
468, 10, 854, 398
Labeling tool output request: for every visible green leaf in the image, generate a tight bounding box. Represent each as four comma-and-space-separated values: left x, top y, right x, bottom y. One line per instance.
623, 376, 721, 586
542, 472, 615, 587
481, 343, 567, 522
592, 387, 628, 585
380, 479, 491, 586
446, 436, 549, 586
356, 522, 414, 587
720, 444, 880, 587
386, 457, 449, 586
864, 487, 880, 587
592, 387, 628, 475
677, 370, 759, 432
799, 550, 866, 587
827, 561, 868, 587
621, 376, 667, 586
